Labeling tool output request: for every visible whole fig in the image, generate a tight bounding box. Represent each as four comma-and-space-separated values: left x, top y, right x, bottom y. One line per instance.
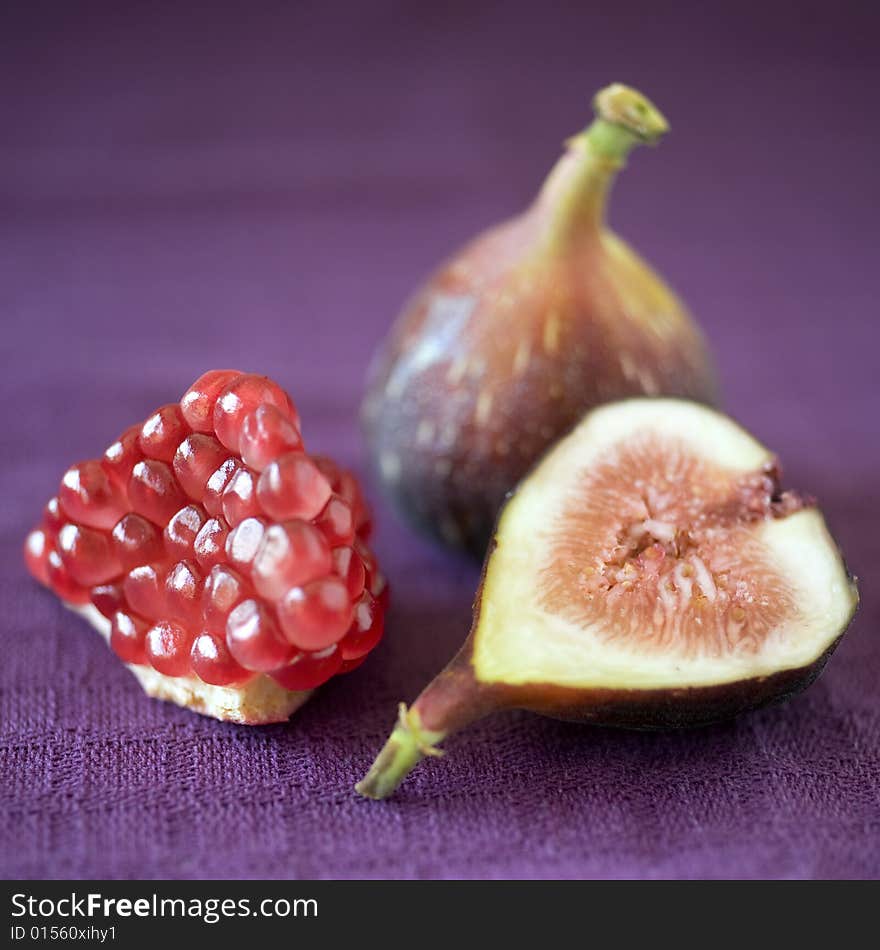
363, 83, 717, 554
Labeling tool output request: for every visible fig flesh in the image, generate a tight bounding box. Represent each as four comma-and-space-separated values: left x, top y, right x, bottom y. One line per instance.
363, 84, 718, 555
357, 399, 857, 799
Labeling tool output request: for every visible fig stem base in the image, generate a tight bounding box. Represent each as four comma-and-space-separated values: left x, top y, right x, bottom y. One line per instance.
356, 703, 445, 800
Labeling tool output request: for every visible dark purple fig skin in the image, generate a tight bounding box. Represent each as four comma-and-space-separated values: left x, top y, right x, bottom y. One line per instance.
362, 88, 717, 556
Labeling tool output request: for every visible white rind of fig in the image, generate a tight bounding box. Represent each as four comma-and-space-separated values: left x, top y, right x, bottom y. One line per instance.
72, 604, 312, 725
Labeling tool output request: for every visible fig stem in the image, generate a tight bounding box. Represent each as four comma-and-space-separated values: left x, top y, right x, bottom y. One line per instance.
356, 703, 446, 800
538, 83, 668, 241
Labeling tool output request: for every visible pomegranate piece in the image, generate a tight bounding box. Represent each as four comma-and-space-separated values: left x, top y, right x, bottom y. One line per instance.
23, 370, 387, 725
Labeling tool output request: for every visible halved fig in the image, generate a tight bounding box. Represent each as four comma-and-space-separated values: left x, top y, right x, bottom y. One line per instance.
357, 398, 858, 798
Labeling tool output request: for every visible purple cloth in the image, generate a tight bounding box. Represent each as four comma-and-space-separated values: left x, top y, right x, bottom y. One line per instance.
1, 1, 877, 879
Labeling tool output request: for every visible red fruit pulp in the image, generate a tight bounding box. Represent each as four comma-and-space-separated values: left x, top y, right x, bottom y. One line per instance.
24, 371, 385, 694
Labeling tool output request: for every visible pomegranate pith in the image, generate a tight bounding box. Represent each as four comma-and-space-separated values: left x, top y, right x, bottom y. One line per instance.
24, 370, 387, 718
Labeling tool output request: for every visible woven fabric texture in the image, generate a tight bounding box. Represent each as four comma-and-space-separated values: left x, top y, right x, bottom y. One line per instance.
1, 1, 877, 879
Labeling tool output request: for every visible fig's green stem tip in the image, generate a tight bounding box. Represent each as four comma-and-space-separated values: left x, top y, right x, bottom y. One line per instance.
593, 82, 669, 143
356, 704, 445, 800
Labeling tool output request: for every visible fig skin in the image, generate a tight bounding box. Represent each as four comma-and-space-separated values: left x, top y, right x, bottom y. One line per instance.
362, 83, 718, 555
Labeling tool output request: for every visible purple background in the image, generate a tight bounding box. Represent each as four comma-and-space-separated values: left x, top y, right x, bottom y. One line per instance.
1, 1, 877, 879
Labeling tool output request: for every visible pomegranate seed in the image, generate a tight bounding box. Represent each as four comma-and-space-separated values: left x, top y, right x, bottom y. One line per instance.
239, 404, 303, 471
314, 456, 371, 539
103, 426, 142, 491
340, 591, 385, 660
145, 620, 193, 677
356, 539, 388, 605
312, 455, 341, 487
90, 582, 123, 619
46, 549, 89, 604
139, 404, 188, 463
225, 517, 267, 570
316, 494, 355, 546
112, 513, 164, 571
221, 467, 260, 525
110, 611, 149, 665
163, 504, 207, 560
332, 545, 366, 599
226, 599, 296, 672
172, 434, 229, 502
42, 496, 65, 534
193, 518, 228, 569
277, 577, 353, 650
123, 564, 165, 619
251, 521, 331, 600
164, 560, 203, 625
270, 646, 342, 691
180, 369, 243, 433
256, 452, 331, 522
202, 564, 248, 634
57, 523, 121, 586
59, 460, 127, 529
24, 529, 52, 585
128, 460, 186, 525
213, 374, 299, 452
191, 631, 252, 686
203, 458, 241, 516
